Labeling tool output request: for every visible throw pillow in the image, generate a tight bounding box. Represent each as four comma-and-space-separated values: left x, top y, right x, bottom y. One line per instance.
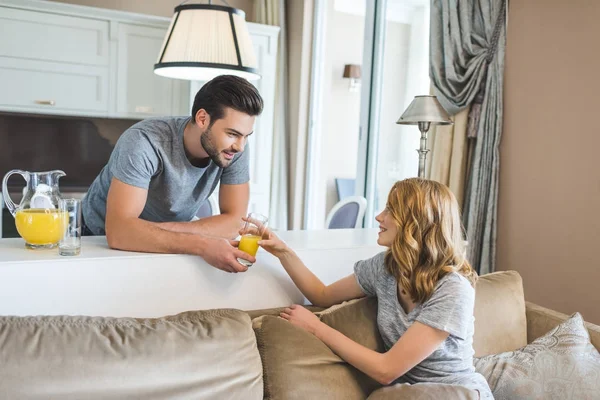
317, 297, 385, 352
474, 312, 600, 400
252, 297, 383, 400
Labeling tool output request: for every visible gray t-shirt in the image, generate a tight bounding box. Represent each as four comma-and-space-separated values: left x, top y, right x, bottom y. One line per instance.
82, 116, 249, 235
354, 252, 492, 398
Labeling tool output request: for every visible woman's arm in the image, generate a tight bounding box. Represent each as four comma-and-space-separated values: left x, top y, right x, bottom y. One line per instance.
258, 230, 365, 307
281, 305, 449, 385
279, 251, 364, 307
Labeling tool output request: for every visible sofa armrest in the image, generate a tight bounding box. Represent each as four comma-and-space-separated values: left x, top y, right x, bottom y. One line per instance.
526, 301, 600, 351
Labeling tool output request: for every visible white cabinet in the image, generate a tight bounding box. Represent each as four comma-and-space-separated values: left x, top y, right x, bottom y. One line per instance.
0, 6, 110, 116
115, 23, 188, 118
0, 7, 109, 66
246, 24, 279, 217
0, 0, 189, 118
190, 23, 279, 217
0, 58, 109, 115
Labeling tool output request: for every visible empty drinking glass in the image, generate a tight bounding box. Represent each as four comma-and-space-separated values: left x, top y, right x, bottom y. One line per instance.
58, 198, 81, 256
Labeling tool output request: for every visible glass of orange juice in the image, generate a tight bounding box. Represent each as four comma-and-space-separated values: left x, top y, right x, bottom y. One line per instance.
237, 212, 268, 267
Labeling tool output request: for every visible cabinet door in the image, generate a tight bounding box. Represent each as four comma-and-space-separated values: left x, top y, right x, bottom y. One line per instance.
0, 57, 109, 116
0, 7, 109, 66
246, 30, 278, 217
116, 23, 185, 118
0, 6, 110, 116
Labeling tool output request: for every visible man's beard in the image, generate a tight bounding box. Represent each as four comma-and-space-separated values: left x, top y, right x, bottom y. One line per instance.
200, 128, 232, 168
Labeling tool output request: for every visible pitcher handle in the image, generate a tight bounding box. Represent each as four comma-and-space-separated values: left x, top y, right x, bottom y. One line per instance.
2, 169, 27, 216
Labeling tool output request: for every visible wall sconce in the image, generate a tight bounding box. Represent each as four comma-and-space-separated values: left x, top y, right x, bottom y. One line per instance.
343, 64, 361, 92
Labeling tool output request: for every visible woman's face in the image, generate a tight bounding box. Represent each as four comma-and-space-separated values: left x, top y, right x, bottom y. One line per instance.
375, 207, 398, 247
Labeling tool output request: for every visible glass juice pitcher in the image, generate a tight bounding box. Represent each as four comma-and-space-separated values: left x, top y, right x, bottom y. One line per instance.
2, 170, 67, 249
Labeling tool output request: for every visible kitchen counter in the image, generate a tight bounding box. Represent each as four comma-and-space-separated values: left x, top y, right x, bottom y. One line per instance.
0, 229, 383, 317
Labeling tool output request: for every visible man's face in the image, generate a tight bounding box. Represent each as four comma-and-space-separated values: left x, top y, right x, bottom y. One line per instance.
200, 108, 255, 168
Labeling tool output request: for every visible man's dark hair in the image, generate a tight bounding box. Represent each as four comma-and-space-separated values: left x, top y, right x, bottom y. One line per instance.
191, 75, 263, 125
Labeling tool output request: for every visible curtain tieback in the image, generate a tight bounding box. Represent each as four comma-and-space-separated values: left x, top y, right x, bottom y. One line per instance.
467, 0, 507, 139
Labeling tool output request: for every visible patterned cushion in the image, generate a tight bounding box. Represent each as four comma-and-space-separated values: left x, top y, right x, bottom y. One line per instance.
474, 313, 600, 400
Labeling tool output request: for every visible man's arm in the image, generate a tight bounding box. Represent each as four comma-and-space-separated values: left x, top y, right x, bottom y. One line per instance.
158, 182, 249, 239
105, 178, 253, 272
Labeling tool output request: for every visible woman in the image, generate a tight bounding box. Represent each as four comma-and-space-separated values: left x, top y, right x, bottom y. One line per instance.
256, 178, 491, 398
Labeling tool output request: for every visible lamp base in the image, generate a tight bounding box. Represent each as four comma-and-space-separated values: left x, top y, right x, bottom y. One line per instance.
416, 122, 431, 178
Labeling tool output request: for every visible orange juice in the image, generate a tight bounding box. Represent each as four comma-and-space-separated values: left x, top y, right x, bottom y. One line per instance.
238, 234, 261, 256
15, 209, 67, 246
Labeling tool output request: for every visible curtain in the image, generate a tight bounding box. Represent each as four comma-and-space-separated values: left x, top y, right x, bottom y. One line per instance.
430, 0, 507, 274
426, 105, 470, 208
254, 0, 289, 230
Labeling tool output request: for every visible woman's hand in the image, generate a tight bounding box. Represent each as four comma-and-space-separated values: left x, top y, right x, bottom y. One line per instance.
280, 304, 323, 335
240, 221, 291, 259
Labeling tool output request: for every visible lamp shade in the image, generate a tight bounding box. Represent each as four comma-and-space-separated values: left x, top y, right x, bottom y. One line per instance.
396, 95, 452, 125
343, 64, 361, 79
154, 4, 259, 81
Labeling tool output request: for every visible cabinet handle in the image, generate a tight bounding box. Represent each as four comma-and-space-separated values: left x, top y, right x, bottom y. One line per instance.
135, 105, 154, 113
34, 100, 56, 106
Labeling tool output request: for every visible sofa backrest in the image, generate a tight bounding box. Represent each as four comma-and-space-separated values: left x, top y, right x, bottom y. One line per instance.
0, 309, 263, 400
473, 270, 528, 356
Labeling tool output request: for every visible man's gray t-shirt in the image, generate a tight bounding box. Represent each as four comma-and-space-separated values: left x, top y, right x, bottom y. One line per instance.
354, 252, 492, 398
82, 116, 249, 235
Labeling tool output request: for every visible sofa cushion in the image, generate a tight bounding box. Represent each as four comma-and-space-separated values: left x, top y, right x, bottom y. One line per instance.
473, 270, 527, 356
317, 297, 384, 352
367, 383, 479, 400
474, 312, 600, 400
253, 298, 383, 400
0, 309, 262, 400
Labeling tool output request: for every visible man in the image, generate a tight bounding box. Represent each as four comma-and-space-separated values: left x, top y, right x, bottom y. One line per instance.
82, 75, 262, 273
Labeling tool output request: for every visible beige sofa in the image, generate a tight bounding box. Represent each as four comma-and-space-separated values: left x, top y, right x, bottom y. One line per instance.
0, 271, 598, 399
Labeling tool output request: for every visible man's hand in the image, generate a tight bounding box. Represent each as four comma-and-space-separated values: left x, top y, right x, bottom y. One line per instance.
200, 237, 255, 273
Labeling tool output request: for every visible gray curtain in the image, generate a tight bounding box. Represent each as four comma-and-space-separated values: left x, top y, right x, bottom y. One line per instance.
430, 0, 507, 274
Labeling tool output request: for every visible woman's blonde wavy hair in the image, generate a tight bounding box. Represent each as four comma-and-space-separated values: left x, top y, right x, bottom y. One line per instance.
384, 178, 477, 304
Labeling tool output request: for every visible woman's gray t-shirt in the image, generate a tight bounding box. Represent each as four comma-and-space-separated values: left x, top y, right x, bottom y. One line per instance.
354, 252, 492, 398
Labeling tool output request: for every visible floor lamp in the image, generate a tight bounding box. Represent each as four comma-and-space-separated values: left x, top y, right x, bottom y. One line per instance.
396, 95, 453, 178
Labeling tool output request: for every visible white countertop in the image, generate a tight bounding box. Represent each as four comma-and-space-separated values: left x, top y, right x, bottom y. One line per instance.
0, 229, 384, 317
0, 229, 380, 264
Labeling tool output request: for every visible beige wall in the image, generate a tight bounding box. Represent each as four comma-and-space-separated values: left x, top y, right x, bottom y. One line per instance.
498, 0, 600, 323
48, 0, 255, 20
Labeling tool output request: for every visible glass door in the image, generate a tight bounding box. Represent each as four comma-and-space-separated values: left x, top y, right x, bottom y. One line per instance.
356, 0, 430, 227
303, 0, 370, 229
